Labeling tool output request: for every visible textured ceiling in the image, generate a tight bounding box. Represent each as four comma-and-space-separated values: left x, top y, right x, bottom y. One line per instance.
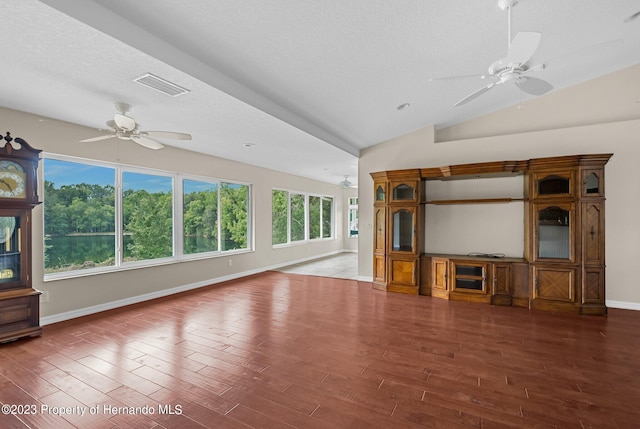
2, 0, 640, 187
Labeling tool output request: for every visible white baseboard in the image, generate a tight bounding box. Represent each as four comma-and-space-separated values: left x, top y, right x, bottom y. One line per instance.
41, 250, 356, 326
606, 300, 640, 311
40, 269, 260, 326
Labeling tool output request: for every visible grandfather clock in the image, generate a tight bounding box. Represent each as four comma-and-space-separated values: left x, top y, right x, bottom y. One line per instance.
0, 132, 42, 342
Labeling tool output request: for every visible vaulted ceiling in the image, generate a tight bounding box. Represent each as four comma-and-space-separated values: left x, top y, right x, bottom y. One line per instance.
2, 1, 639, 187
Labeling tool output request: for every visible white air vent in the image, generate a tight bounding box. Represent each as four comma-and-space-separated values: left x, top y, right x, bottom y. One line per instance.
133, 73, 190, 97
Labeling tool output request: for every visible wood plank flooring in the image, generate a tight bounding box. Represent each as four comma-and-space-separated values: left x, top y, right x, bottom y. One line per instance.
1, 271, 639, 428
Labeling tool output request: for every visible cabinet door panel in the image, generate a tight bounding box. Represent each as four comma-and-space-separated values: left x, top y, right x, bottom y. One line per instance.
373, 207, 386, 254
583, 266, 604, 304
373, 254, 386, 283
389, 257, 417, 286
534, 266, 576, 302
583, 203, 604, 264
431, 258, 448, 290
493, 264, 510, 295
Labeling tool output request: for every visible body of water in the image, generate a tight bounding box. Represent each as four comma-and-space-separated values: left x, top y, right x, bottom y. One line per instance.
45, 235, 218, 271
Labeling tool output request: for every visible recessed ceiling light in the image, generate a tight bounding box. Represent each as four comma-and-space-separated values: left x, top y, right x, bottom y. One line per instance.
243, 143, 255, 148
397, 103, 410, 111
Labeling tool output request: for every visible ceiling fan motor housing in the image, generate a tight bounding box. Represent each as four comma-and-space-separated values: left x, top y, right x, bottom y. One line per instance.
498, 0, 518, 11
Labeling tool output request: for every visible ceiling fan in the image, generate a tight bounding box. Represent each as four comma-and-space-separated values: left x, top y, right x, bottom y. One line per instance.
340, 175, 353, 188
452, 0, 553, 107
79, 102, 192, 150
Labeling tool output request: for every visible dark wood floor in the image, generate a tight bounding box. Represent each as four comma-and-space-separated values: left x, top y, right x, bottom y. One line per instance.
1, 272, 639, 428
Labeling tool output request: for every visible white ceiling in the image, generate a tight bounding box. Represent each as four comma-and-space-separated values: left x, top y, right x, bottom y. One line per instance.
2, 1, 640, 188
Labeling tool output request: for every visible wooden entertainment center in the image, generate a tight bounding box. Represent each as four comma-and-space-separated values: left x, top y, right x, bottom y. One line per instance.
371, 153, 612, 315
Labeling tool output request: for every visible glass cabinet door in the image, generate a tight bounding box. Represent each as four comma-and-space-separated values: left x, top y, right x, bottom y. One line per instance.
0, 215, 21, 287
375, 183, 386, 203
390, 181, 418, 202
581, 169, 604, 197
533, 171, 574, 198
535, 204, 574, 261
391, 208, 414, 252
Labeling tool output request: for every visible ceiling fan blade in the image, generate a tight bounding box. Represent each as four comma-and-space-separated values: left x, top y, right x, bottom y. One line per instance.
504, 32, 541, 65
454, 82, 498, 107
114, 113, 137, 131
79, 134, 116, 143
515, 76, 553, 95
624, 10, 640, 23
144, 131, 192, 140
131, 135, 164, 150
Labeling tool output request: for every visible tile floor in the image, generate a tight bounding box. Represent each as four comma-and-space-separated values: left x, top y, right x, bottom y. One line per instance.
276, 252, 358, 280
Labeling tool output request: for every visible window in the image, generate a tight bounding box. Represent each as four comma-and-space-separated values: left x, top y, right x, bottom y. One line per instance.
182, 180, 250, 254
122, 171, 173, 262
43, 155, 252, 278
220, 182, 250, 251
183, 179, 218, 254
272, 189, 334, 246
272, 190, 288, 245
43, 158, 116, 274
309, 196, 321, 239
322, 196, 333, 238
290, 193, 306, 242
348, 197, 358, 238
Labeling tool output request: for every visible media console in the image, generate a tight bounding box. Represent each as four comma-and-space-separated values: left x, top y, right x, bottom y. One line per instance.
371, 153, 612, 315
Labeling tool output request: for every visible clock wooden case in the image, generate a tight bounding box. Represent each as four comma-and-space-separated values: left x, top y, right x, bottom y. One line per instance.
0, 132, 42, 342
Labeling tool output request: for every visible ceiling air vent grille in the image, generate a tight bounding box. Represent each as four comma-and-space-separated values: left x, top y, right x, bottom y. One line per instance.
133, 73, 190, 97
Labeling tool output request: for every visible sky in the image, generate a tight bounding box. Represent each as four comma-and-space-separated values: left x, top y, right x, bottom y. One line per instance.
44, 158, 221, 194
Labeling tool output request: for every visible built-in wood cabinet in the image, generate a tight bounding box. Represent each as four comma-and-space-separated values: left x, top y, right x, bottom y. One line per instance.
422, 254, 526, 305
372, 153, 611, 315
370, 170, 424, 294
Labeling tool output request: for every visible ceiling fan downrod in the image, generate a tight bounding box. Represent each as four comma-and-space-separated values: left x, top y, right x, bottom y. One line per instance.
498, 0, 518, 49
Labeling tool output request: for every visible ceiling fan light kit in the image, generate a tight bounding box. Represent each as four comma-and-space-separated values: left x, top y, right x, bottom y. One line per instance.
79, 103, 192, 150
453, 0, 553, 107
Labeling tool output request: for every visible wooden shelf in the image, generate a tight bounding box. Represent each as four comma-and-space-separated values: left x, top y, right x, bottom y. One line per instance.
424, 197, 525, 205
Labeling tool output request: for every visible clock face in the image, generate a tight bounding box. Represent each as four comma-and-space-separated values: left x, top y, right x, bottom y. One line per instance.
0, 161, 26, 199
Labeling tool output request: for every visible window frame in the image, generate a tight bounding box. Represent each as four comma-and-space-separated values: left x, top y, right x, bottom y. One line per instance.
271, 188, 335, 247
348, 196, 359, 238
43, 153, 253, 281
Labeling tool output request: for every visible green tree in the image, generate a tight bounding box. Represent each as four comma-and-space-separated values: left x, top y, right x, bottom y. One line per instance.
272, 190, 288, 245
290, 193, 305, 241
220, 183, 248, 250
43, 181, 115, 235
309, 196, 321, 239
124, 190, 173, 260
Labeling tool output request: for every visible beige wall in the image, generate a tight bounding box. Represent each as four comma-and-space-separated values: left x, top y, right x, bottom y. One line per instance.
2, 106, 349, 322
341, 186, 359, 252
358, 64, 640, 309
